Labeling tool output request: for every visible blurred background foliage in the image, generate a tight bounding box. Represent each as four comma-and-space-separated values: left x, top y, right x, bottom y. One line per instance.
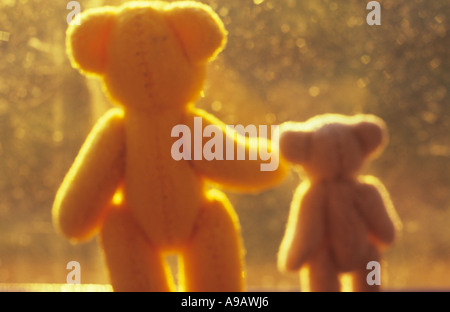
0, 0, 449, 289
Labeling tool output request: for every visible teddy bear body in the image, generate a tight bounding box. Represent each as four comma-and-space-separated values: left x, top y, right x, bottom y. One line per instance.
278, 115, 401, 291
124, 110, 203, 248
53, 1, 286, 292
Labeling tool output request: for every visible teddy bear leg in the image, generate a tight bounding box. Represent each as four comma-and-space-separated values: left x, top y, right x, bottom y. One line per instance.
179, 189, 244, 292
304, 247, 340, 292
100, 206, 174, 292
350, 245, 381, 292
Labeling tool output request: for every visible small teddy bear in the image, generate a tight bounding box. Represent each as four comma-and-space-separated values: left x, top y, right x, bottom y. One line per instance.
277, 114, 401, 292
53, 1, 286, 292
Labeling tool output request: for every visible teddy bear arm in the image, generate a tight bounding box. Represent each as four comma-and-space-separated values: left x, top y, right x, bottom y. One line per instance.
278, 182, 326, 272
52, 108, 126, 242
186, 108, 288, 192
356, 177, 400, 247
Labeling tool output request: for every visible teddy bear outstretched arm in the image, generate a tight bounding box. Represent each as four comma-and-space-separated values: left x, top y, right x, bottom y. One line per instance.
356, 175, 402, 248
184, 107, 289, 192
277, 181, 326, 272
52, 108, 125, 242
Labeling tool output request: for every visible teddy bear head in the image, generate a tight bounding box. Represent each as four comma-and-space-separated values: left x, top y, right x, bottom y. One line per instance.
279, 114, 388, 182
66, 1, 227, 111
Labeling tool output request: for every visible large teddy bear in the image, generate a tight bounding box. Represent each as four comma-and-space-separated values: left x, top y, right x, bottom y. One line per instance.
277, 114, 402, 292
53, 1, 286, 292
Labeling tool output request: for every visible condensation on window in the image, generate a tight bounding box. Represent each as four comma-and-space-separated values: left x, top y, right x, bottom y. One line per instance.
0, 0, 449, 290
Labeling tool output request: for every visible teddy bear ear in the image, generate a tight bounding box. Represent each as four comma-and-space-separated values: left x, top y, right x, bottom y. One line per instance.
351, 116, 388, 157
279, 128, 312, 164
66, 7, 116, 75
164, 2, 227, 64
